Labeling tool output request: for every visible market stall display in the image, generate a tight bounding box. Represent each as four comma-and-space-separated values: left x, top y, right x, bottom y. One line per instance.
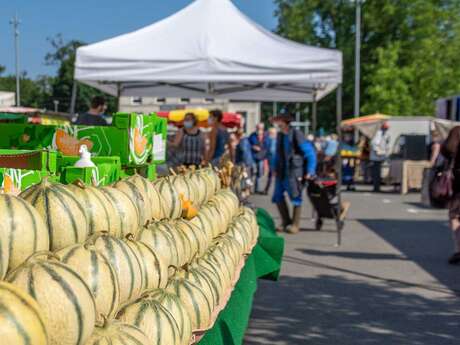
0, 165, 282, 345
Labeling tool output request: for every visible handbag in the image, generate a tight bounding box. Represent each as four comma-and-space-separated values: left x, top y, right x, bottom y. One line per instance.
429, 160, 454, 207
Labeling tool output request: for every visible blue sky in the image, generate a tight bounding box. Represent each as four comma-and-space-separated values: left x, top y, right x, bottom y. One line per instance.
0, 0, 277, 78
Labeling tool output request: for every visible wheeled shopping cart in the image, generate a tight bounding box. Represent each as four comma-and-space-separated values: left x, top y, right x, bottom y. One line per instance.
307, 178, 350, 246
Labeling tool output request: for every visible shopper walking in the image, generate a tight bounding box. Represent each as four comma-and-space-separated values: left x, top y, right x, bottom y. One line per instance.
441, 126, 460, 264
249, 123, 269, 194
207, 109, 231, 166
170, 112, 206, 167
264, 127, 278, 194
272, 114, 317, 234
370, 122, 391, 192
422, 130, 444, 206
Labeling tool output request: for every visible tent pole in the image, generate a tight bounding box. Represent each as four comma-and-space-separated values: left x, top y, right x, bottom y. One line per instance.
69, 80, 78, 115
116, 83, 122, 112
336, 83, 343, 247
312, 91, 318, 134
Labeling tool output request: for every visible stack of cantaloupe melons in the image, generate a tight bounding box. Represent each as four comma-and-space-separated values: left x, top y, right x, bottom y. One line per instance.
0, 168, 259, 345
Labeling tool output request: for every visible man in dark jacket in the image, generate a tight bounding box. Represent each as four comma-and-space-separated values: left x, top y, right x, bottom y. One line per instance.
74, 96, 108, 126
272, 114, 317, 234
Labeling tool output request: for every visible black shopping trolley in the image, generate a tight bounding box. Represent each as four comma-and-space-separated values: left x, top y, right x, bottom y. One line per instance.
307, 178, 350, 246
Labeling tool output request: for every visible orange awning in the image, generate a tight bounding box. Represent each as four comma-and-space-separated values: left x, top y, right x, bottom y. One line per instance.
341, 113, 390, 127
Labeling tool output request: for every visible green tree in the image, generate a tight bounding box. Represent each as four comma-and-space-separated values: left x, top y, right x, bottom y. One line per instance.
275, 0, 460, 128
45, 35, 116, 114
0, 72, 48, 108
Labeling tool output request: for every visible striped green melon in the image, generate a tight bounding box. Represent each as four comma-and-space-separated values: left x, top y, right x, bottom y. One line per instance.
125, 174, 167, 221
186, 171, 208, 206
175, 219, 208, 260
143, 289, 192, 345
166, 276, 212, 330
227, 219, 252, 254
177, 265, 221, 310
124, 235, 168, 291
200, 205, 226, 238
203, 245, 235, 286
170, 174, 199, 206
117, 297, 180, 345
189, 212, 214, 248
90, 233, 143, 304
200, 166, 221, 194
144, 221, 191, 268
100, 187, 141, 238
137, 223, 178, 269
0, 281, 48, 345
196, 170, 215, 203
20, 179, 88, 251
153, 177, 182, 219
192, 256, 230, 293
56, 243, 120, 321
241, 207, 259, 244
0, 194, 49, 272
167, 222, 193, 267
85, 318, 150, 345
0, 223, 10, 280
113, 179, 150, 226
67, 182, 119, 236
7, 252, 96, 345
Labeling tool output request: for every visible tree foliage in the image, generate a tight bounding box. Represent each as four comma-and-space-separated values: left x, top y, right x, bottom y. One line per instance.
275, 0, 460, 128
0, 35, 116, 113
45, 35, 116, 113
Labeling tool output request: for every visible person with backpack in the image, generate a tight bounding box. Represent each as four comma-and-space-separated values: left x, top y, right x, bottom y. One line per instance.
441, 126, 460, 264
272, 114, 317, 234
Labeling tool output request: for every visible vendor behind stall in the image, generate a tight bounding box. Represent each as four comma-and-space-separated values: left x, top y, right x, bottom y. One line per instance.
74, 96, 108, 126
370, 121, 391, 192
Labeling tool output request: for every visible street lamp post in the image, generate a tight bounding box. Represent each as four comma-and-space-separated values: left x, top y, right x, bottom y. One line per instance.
354, 0, 364, 118
10, 14, 21, 107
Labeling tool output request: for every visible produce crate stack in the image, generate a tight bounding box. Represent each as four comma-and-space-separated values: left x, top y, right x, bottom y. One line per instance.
0, 166, 260, 345
0, 112, 168, 189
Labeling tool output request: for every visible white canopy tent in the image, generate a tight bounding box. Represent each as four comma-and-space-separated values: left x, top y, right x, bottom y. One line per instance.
74, 0, 342, 116
73, 0, 345, 244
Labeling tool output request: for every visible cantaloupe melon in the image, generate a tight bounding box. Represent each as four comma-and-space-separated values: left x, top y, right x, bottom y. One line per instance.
90, 233, 143, 304
57, 243, 120, 321
0, 281, 48, 345
67, 182, 120, 236
85, 318, 150, 345
7, 252, 96, 345
143, 289, 192, 345
20, 179, 88, 251
117, 297, 180, 345
0, 194, 49, 272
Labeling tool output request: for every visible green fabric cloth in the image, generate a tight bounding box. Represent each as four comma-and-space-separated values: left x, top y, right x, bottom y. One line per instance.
198, 208, 284, 345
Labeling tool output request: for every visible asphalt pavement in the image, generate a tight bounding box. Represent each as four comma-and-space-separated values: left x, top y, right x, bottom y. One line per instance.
244, 187, 460, 345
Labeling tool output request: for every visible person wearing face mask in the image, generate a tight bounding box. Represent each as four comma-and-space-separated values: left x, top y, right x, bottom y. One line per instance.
74, 96, 108, 126
207, 109, 231, 166
170, 112, 205, 167
272, 114, 317, 234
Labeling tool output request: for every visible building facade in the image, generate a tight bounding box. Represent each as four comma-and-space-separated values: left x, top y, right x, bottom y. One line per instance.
0, 92, 15, 107
119, 96, 261, 133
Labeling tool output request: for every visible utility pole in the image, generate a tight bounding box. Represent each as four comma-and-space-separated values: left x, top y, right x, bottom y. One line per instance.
10, 14, 21, 107
354, 0, 363, 118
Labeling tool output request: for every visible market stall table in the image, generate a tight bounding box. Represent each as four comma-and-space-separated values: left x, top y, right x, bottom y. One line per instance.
388, 159, 431, 194
198, 208, 284, 345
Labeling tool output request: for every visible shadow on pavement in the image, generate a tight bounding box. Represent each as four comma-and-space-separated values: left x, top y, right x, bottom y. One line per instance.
299, 248, 408, 261
358, 219, 460, 296
245, 274, 460, 345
